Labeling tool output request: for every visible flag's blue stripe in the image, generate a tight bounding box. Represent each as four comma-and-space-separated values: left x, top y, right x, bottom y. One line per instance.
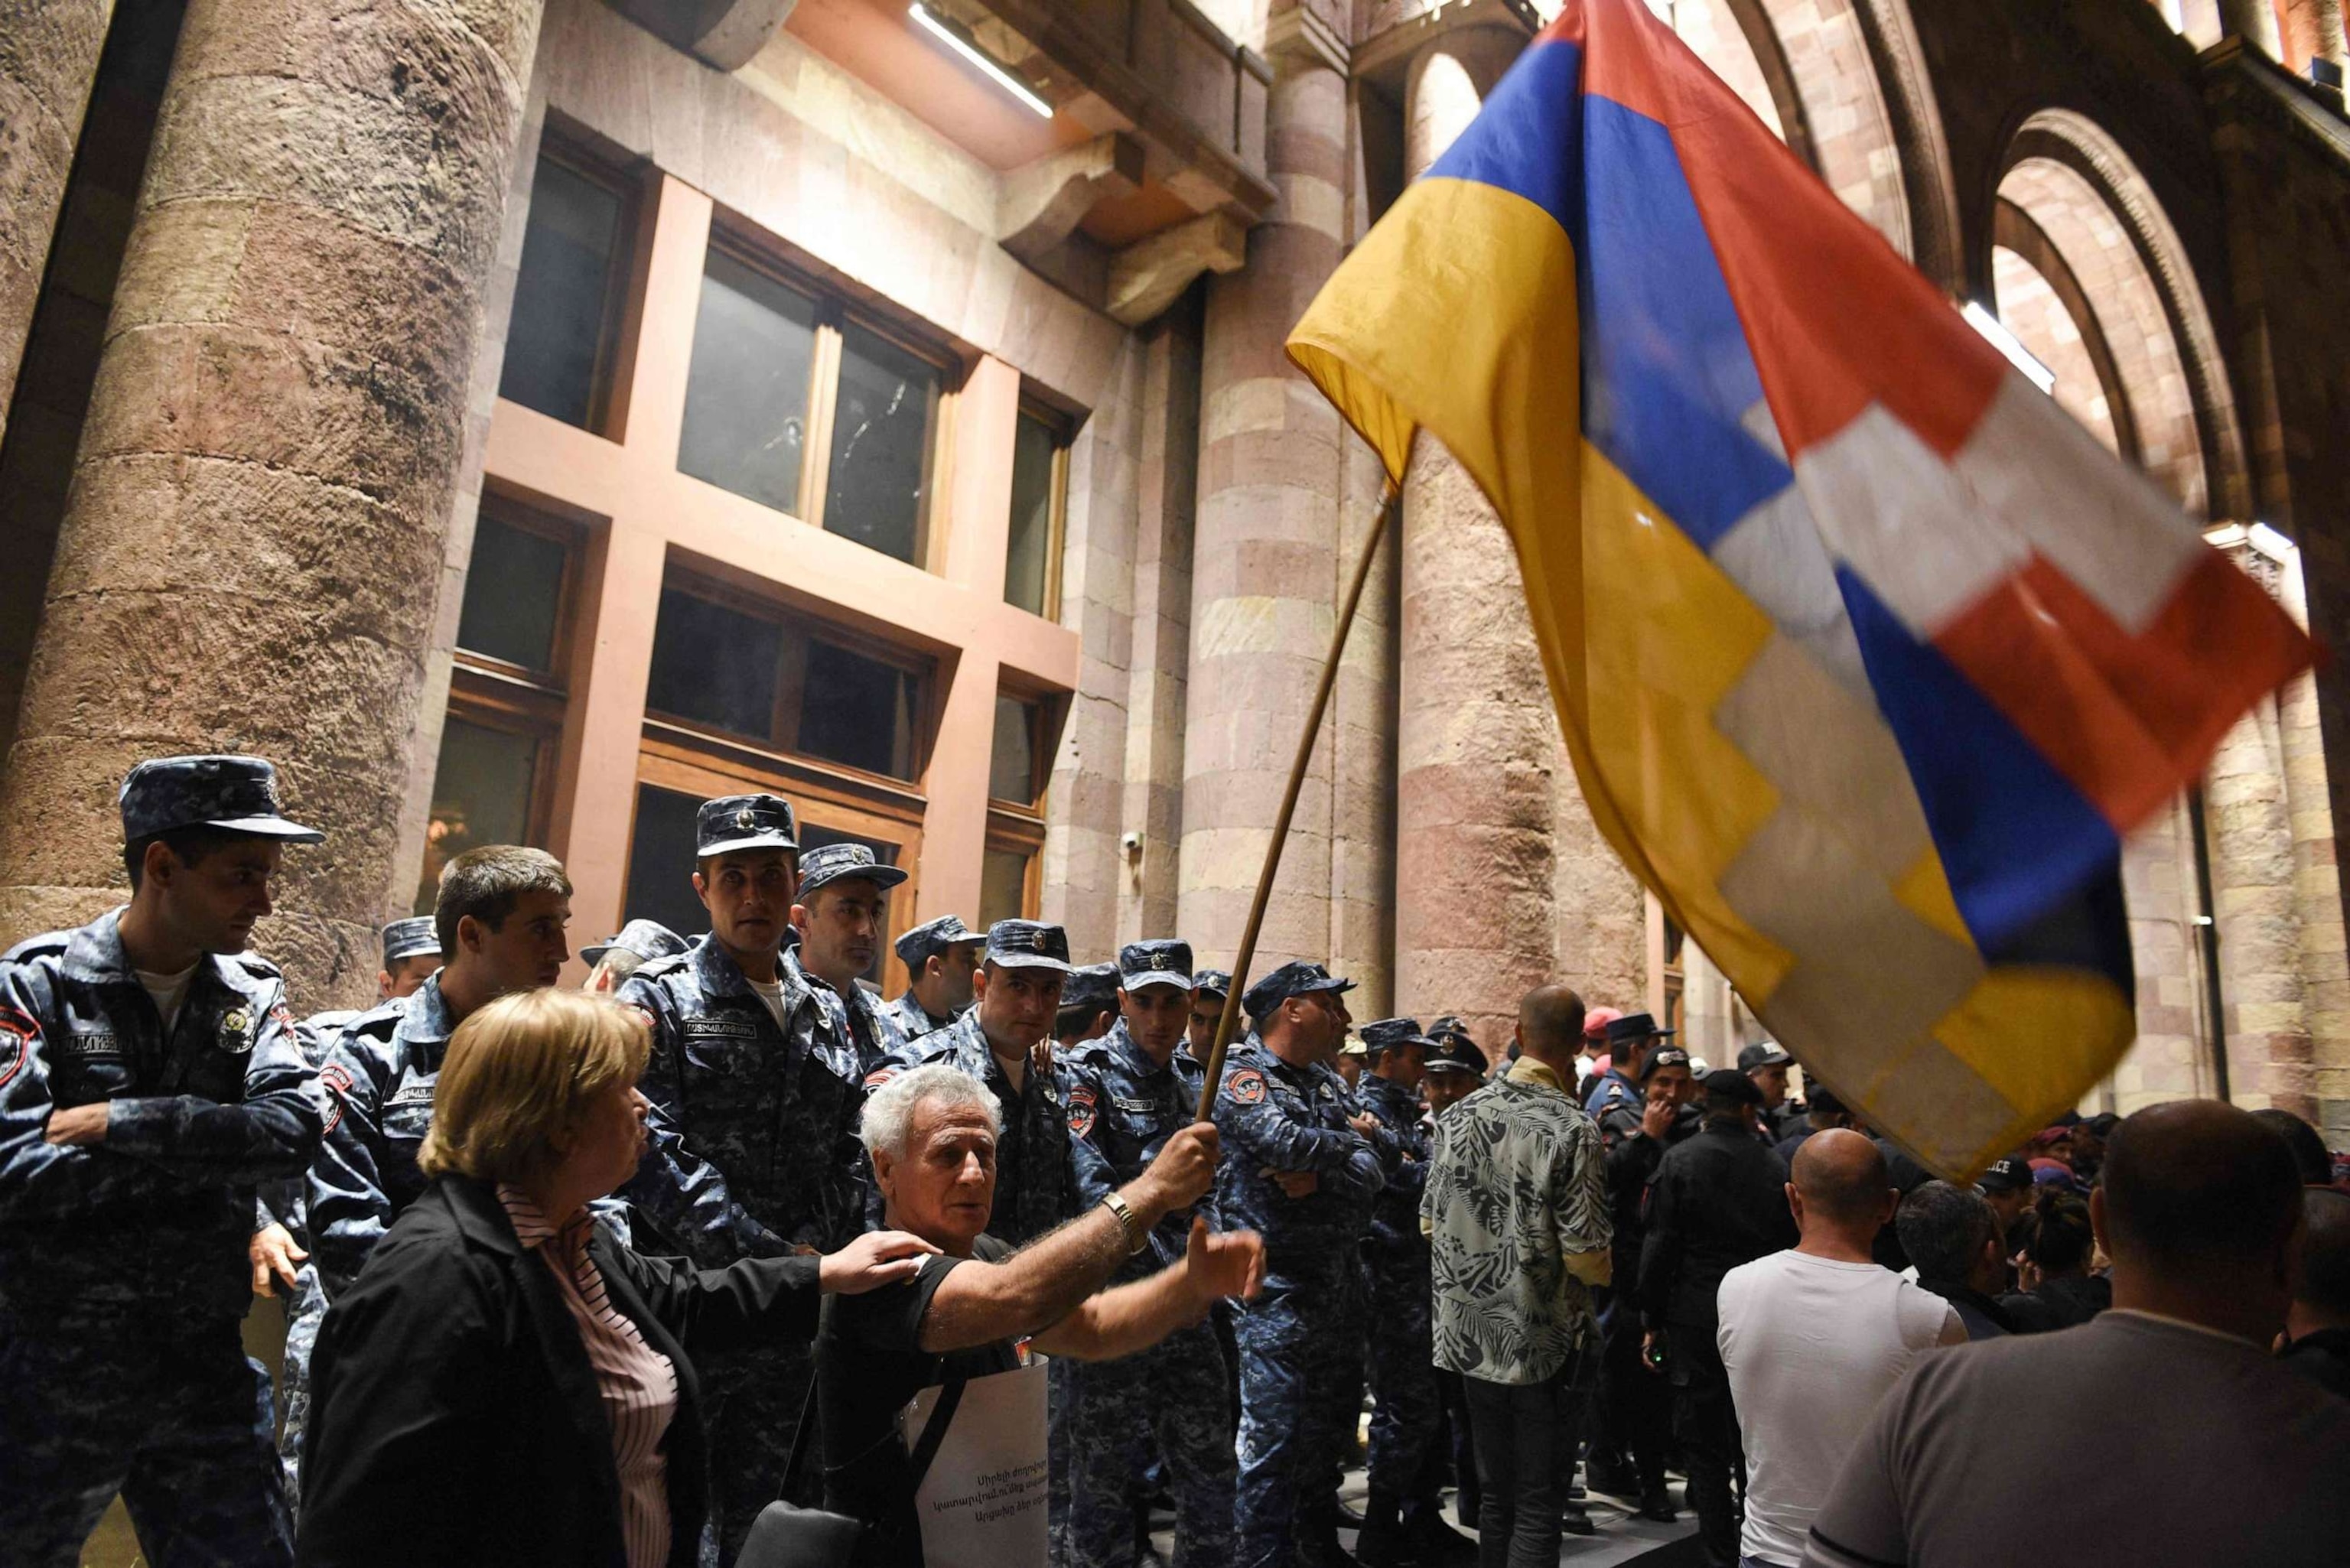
1838, 567, 2129, 982
1426, 37, 1789, 551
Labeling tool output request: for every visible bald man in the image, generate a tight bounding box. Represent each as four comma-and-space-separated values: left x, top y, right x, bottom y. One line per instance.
1715, 1131, 1962, 1567
1805, 1102, 2350, 1568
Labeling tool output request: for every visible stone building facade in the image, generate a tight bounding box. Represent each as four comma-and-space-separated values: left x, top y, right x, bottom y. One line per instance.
2, 0, 2348, 1140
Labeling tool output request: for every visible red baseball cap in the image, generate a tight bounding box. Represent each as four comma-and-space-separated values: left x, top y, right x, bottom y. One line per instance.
1583, 1006, 1624, 1043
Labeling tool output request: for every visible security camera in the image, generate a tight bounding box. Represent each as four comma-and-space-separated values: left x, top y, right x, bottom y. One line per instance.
1120, 831, 1143, 855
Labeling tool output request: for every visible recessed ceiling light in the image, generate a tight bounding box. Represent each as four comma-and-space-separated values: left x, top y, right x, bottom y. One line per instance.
910, 4, 1054, 119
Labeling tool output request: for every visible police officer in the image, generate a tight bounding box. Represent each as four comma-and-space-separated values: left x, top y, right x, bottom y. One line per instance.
0, 755, 325, 1566
618, 795, 869, 1558
1063, 940, 1235, 1568
1584, 1010, 1672, 1121
579, 917, 688, 994
871, 919, 1082, 1244
1213, 961, 1391, 1568
1352, 1020, 1470, 1566
1187, 968, 1232, 1069
1738, 1039, 1794, 1139
259, 914, 441, 1510
880, 912, 983, 1043
1585, 1044, 1697, 1519
1636, 1069, 1796, 1568
787, 841, 910, 1075
1057, 960, 1121, 1050
1414, 1022, 1485, 1532
308, 846, 573, 1296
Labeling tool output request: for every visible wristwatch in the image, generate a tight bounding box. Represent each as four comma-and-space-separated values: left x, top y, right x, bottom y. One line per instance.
1099, 1192, 1147, 1254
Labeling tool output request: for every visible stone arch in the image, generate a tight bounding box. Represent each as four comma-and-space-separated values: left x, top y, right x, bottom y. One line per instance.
1664, 0, 1962, 285
1993, 109, 2251, 521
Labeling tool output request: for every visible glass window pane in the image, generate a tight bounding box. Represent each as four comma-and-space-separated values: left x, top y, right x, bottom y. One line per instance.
413, 717, 539, 912
456, 512, 568, 672
1004, 413, 1057, 614
622, 784, 711, 943
678, 251, 818, 513
500, 158, 623, 429
990, 696, 1037, 804
646, 587, 783, 740
825, 324, 937, 564
980, 847, 1030, 929
798, 824, 900, 985
797, 639, 918, 779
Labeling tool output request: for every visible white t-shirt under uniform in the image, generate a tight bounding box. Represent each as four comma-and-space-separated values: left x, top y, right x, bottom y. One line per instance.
1717, 1251, 1963, 1567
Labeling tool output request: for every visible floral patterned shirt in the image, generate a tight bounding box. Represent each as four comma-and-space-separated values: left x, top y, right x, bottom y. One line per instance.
1422, 1064, 1612, 1384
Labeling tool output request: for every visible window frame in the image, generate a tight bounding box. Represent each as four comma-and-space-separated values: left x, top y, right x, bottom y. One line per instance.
1005, 398, 1072, 621
506, 135, 643, 440
685, 228, 962, 571
643, 566, 939, 789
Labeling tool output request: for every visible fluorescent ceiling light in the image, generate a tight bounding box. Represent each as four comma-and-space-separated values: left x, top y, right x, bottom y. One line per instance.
910, 3, 1053, 119
1961, 301, 2056, 396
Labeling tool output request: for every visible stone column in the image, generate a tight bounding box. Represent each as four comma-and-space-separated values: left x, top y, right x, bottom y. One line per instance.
0, 0, 111, 444
1392, 26, 1646, 1059
1179, 7, 1352, 977
0, 0, 548, 1005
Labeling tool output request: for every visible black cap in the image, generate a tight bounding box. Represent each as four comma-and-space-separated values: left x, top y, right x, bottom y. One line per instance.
119, 755, 323, 843
1976, 1153, 2033, 1194
1242, 961, 1356, 1020
1118, 940, 1193, 992
1605, 1011, 1674, 1046
1639, 1046, 1693, 1082
795, 841, 907, 899
379, 917, 440, 966
581, 919, 689, 968
895, 914, 981, 967
1062, 962, 1121, 1011
1193, 967, 1232, 1000
1359, 1017, 1435, 1056
696, 793, 798, 857
1737, 1041, 1793, 1071
985, 919, 1071, 974
1424, 1036, 1486, 1077
1427, 1014, 1473, 1047
1701, 1067, 1763, 1108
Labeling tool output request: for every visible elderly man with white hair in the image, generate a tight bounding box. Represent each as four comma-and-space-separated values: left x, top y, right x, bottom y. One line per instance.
816, 1064, 1265, 1565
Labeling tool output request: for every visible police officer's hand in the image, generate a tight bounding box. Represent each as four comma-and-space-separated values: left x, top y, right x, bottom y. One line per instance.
819, 1229, 942, 1294
44, 1103, 108, 1146
1180, 1218, 1265, 1304
249, 1222, 307, 1297
1346, 1111, 1380, 1139
1135, 1122, 1220, 1214
1268, 1169, 1320, 1199
1030, 1039, 1056, 1079
1641, 1329, 1666, 1374
1640, 1095, 1675, 1142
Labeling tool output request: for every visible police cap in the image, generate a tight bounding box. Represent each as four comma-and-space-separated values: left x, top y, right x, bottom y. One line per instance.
1639, 1046, 1694, 1082
1604, 1011, 1675, 1047
1424, 1036, 1486, 1077
1061, 962, 1121, 1012
1193, 968, 1232, 1000
985, 919, 1072, 974
1737, 1040, 1794, 1072
1242, 961, 1355, 1020
1117, 940, 1193, 994
1701, 1066, 1763, 1108
796, 841, 908, 899
1359, 1017, 1436, 1057
581, 918, 689, 969
895, 913, 981, 968
120, 755, 324, 844
380, 916, 441, 967
696, 793, 797, 857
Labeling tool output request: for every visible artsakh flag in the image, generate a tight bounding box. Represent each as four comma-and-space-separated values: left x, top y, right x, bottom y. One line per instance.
1287, 0, 2313, 1177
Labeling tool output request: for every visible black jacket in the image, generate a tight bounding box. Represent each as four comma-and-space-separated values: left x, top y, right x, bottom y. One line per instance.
298, 1174, 823, 1568
1636, 1118, 1796, 1331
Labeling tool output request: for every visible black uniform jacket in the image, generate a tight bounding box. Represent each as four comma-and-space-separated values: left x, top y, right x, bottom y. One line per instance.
298, 1173, 823, 1568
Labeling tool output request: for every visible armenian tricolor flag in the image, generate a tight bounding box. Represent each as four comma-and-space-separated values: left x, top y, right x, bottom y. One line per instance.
1288, 0, 2312, 1176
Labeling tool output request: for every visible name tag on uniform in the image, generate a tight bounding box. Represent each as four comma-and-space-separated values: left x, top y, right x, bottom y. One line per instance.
1113, 1096, 1154, 1114
386, 1085, 435, 1108
63, 1031, 123, 1060
684, 1016, 757, 1040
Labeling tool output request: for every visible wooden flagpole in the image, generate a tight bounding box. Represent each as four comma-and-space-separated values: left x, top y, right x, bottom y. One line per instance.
1193, 481, 1401, 1122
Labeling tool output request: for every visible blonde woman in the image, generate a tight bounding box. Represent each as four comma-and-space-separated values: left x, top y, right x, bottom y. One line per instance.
296, 987, 934, 1568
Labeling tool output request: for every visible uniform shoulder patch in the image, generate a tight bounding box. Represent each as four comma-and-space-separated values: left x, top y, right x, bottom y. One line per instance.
1226, 1069, 1266, 1105
231, 952, 285, 980
1068, 1084, 1097, 1107
1068, 1101, 1096, 1138
863, 1065, 900, 1091
319, 1062, 354, 1134
0, 1003, 34, 1090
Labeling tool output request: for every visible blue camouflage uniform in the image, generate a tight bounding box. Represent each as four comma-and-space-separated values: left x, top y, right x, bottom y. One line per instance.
267, 916, 438, 1511
0, 755, 324, 1567
789, 842, 912, 1078
1062, 944, 1233, 1568
879, 912, 981, 1046
1353, 1020, 1444, 1534
617, 795, 868, 1562
306, 974, 459, 1296
1211, 962, 1391, 1568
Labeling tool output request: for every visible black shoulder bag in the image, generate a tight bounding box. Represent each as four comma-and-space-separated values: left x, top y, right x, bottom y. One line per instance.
734, 1377, 967, 1568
